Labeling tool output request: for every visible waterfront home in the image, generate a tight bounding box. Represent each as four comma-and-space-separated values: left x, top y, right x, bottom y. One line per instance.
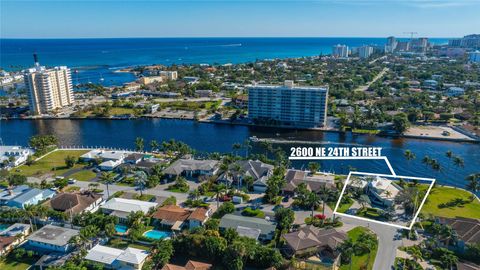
436, 217, 480, 252
282, 170, 336, 197
217, 160, 274, 192
85, 244, 149, 270
283, 226, 347, 264
349, 176, 402, 207
0, 223, 31, 256
0, 185, 56, 209
101, 198, 158, 222
152, 205, 210, 231
219, 214, 276, 241
99, 159, 123, 171
80, 150, 128, 163
0, 146, 33, 168
163, 159, 219, 181
162, 260, 212, 270
124, 153, 144, 164
48, 191, 103, 216
26, 225, 79, 253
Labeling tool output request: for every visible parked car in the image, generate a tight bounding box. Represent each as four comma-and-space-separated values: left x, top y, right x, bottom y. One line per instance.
68, 178, 77, 184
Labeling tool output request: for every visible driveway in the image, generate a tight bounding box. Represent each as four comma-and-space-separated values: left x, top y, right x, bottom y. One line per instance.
339, 215, 402, 270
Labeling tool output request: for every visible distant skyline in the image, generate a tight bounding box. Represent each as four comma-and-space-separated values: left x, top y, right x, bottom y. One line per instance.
1, 0, 480, 39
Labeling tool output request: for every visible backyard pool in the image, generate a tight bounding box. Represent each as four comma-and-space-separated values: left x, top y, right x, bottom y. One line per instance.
0, 224, 10, 232
115, 224, 128, 234
143, 229, 172, 240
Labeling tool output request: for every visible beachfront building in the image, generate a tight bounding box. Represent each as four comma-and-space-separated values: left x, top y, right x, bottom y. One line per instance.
163, 158, 219, 181
0, 146, 33, 168
85, 244, 149, 270
101, 198, 158, 222
24, 54, 74, 115
219, 214, 276, 241
0, 185, 56, 209
217, 160, 274, 192
332, 44, 349, 58
247, 81, 328, 128
26, 225, 79, 253
358, 45, 374, 59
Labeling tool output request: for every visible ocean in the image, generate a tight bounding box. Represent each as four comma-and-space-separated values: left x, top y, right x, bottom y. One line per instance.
0, 37, 449, 86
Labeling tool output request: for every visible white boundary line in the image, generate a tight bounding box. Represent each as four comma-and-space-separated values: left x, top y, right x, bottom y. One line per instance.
333, 171, 436, 230
289, 156, 397, 176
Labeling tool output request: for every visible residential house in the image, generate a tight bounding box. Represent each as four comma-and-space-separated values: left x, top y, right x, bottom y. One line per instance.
217, 160, 274, 192
219, 214, 276, 241
0, 185, 56, 209
0, 223, 31, 256
125, 153, 144, 164
0, 146, 33, 168
163, 159, 219, 181
101, 198, 158, 222
48, 192, 103, 216
283, 226, 347, 265
194, 89, 213, 97
152, 205, 210, 231
80, 150, 128, 170
85, 244, 149, 270
349, 176, 402, 207
282, 170, 336, 197
437, 217, 480, 252
26, 225, 79, 253
162, 260, 212, 270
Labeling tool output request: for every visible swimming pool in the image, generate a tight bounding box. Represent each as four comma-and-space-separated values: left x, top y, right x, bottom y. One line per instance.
143, 229, 172, 240
0, 224, 9, 232
115, 224, 128, 234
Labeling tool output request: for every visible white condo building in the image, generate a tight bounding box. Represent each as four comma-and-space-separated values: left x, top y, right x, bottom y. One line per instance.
332, 44, 349, 58
358, 46, 374, 59
248, 81, 328, 128
24, 55, 74, 115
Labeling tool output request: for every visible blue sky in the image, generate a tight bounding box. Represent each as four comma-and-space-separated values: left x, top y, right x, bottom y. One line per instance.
1, 0, 479, 38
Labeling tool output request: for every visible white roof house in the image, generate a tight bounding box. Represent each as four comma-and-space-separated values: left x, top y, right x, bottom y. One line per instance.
80, 150, 128, 162
0, 146, 33, 168
101, 198, 157, 219
85, 244, 149, 270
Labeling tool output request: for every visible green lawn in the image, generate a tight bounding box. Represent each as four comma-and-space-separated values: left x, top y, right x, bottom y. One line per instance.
420, 186, 480, 219
340, 227, 378, 270
15, 150, 88, 177
135, 194, 155, 202
69, 169, 97, 181
110, 107, 136, 115
328, 200, 353, 213
0, 256, 38, 270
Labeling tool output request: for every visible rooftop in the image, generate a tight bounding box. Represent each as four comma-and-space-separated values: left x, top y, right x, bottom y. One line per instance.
219, 214, 276, 236
85, 244, 149, 266
27, 225, 79, 247
101, 198, 158, 215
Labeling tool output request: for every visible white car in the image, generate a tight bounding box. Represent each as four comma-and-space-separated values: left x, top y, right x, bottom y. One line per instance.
68, 178, 77, 184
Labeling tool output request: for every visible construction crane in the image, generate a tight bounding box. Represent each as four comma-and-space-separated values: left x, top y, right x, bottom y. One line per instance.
403, 32, 418, 40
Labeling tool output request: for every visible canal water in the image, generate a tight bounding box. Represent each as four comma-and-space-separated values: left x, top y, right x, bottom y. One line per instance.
1, 119, 479, 190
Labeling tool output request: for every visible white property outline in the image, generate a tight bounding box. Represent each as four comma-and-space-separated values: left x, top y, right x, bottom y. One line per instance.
333, 171, 436, 230
289, 156, 397, 176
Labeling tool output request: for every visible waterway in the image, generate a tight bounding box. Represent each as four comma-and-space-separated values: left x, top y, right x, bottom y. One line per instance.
1, 119, 479, 191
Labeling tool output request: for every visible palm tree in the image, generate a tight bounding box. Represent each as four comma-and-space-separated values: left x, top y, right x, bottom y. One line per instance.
189, 189, 201, 201
213, 184, 226, 209
135, 177, 146, 197
317, 185, 334, 217
404, 150, 416, 161
465, 173, 480, 201
307, 162, 321, 175
150, 140, 159, 152
100, 171, 115, 198
422, 156, 431, 169
23, 204, 37, 231
242, 139, 252, 158
453, 156, 464, 172
306, 192, 321, 217
338, 238, 355, 270
88, 182, 99, 192
232, 143, 241, 157
440, 252, 458, 270
135, 137, 144, 152
446, 150, 453, 159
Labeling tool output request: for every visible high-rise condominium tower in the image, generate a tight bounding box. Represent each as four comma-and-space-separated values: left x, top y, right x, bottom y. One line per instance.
24, 54, 74, 115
